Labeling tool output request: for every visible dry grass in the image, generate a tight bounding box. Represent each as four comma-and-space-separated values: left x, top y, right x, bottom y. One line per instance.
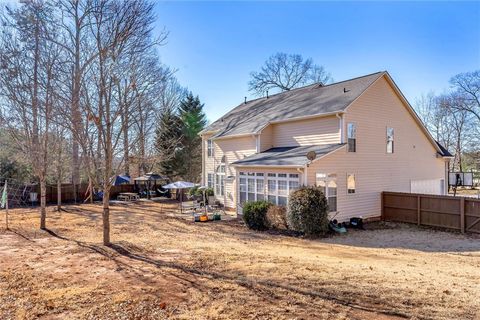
0, 200, 479, 320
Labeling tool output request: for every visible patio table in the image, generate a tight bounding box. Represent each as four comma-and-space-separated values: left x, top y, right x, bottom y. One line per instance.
119, 192, 139, 201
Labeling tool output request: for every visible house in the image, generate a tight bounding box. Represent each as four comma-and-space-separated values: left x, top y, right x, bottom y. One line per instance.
200, 71, 453, 221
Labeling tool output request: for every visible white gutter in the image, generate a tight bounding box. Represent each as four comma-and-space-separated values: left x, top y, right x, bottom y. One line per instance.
231, 164, 304, 168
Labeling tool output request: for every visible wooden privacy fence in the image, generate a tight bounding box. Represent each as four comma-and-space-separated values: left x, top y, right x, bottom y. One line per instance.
33, 183, 134, 203
382, 191, 480, 234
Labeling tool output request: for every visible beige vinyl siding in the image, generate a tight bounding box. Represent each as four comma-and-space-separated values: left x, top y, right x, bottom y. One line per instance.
307, 76, 447, 221
212, 136, 257, 209
271, 115, 340, 147
259, 125, 273, 151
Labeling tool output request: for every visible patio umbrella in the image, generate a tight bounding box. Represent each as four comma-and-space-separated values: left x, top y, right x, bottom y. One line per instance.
163, 181, 198, 213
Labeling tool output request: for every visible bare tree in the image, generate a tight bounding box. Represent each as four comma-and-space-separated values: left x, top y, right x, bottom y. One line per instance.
248, 52, 331, 96
438, 94, 472, 171
0, 1, 61, 229
449, 71, 480, 122
82, 0, 165, 245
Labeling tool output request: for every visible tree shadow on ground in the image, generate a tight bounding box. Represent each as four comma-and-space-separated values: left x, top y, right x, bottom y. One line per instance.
40, 227, 410, 319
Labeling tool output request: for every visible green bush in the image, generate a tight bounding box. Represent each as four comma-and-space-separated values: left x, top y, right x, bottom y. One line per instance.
242, 200, 271, 230
205, 187, 214, 196
287, 186, 329, 236
265, 205, 288, 230
188, 186, 200, 197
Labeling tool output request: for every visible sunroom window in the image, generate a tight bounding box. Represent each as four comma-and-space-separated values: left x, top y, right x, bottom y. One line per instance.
239, 171, 299, 206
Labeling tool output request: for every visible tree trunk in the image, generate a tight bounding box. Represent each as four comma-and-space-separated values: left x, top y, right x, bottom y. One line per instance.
102, 188, 110, 245
40, 179, 47, 230
57, 179, 62, 211
71, 9, 82, 201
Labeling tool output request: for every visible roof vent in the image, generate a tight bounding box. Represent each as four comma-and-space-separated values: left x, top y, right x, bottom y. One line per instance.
244, 97, 247, 104
344, 87, 350, 93
266, 90, 269, 99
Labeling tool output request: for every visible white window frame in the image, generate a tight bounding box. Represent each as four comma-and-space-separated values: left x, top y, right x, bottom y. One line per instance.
207, 173, 214, 189
386, 127, 394, 154
347, 173, 356, 194
215, 164, 225, 196
207, 139, 214, 157
238, 172, 299, 206
315, 173, 337, 212
347, 122, 356, 152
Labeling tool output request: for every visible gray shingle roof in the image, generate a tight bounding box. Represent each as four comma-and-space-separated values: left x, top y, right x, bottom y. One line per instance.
231, 144, 345, 167
435, 141, 453, 157
205, 72, 385, 139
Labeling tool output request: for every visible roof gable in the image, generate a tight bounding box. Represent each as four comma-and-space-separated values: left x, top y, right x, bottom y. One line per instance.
204, 72, 385, 139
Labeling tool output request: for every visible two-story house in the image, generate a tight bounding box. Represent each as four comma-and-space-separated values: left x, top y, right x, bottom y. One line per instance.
200, 71, 452, 221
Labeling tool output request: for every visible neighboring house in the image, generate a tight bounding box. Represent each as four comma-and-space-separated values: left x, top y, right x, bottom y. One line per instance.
200, 71, 453, 221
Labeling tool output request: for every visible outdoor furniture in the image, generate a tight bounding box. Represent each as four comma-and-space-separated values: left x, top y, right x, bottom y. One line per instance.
117, 194, 129, 201
118, 192, 139, 201
163, 181, 199, 214
133, 172, 168, 199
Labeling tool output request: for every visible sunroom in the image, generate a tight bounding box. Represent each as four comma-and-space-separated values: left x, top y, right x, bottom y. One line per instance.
231, 143, 344, 214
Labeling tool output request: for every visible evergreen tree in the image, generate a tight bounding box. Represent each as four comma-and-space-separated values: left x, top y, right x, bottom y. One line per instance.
154, 106, 182, 179
177, 93, 207, 182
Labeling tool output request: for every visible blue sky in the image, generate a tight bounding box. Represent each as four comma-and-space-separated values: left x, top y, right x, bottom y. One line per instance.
154, 1, 480, 123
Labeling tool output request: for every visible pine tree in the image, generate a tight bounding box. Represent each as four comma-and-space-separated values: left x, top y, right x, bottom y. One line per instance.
154, 106, 182, 179
177, 93, 207, 182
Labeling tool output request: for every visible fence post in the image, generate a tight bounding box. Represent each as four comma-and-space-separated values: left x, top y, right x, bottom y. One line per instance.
417, 195, 421, 226
460, 197, 465, 233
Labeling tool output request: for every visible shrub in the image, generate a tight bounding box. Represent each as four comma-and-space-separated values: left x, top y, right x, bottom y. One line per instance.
205, 188, 214, 196
188, 186, 200, 197
265, 205, 288, 230
242, 200, 271, 230
286, 186, 329, 236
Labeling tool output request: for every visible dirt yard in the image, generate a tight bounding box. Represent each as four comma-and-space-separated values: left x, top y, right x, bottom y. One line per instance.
0, 201, 479, 320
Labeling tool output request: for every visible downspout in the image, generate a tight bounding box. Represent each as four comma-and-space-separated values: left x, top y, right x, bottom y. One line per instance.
336, 113, 344, 143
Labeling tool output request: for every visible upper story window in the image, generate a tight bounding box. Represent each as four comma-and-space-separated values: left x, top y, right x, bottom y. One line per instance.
207, 139, 214, 157
347, 123, 356, 152
386, 127, 394, 153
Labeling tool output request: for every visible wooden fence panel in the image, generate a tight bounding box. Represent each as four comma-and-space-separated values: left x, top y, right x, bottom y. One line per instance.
382, 191, 480, 234
420, 196, 460, 230
383, 193, 417, 223
31, 183, 134, 203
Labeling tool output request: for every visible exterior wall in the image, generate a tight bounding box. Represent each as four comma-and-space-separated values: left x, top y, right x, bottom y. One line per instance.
259, 125, 273, 151
270, 115, 340, 147
306, 76, 448, 221
202, 135, 257, 209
